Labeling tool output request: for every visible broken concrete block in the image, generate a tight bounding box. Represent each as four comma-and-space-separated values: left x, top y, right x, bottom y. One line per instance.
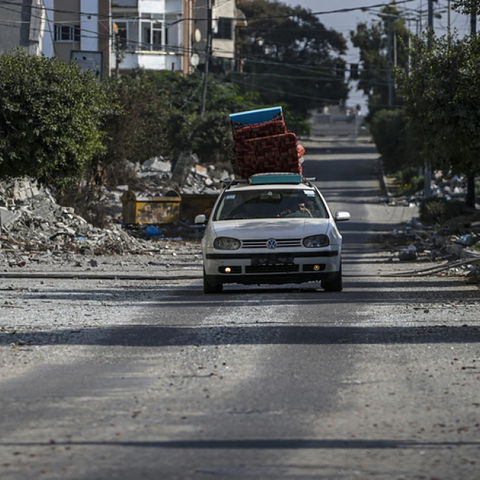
142, 157, 171, 172
0, 207, 20, 228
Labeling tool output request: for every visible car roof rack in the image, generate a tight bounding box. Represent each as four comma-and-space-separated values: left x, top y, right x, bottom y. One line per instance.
249, 173, 303, 184
223, 174, 317, 189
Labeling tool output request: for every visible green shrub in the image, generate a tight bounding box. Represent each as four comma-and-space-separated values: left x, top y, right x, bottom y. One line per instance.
0, 49, 111, 191
392, 167, 424, 194
410, 175, 425, 193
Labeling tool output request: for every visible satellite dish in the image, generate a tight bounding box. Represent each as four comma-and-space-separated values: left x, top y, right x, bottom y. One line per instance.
190, 54, 199, 67
194, 29, 202, 43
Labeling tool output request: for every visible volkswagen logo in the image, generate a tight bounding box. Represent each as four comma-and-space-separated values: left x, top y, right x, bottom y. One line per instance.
267, 238, 277, 249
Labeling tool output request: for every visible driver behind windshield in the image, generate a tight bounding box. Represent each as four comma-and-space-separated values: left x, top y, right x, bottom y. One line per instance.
215, 190, 327, 220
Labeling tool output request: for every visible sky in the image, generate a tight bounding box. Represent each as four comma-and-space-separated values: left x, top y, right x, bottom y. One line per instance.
282, 0, 472, 109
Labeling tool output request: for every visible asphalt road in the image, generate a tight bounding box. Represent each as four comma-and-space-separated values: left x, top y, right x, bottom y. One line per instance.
1, 140, 479, 480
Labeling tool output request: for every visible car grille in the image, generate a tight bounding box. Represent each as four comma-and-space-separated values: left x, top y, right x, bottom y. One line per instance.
245, 264, 300, 274
242, 238, 302, 249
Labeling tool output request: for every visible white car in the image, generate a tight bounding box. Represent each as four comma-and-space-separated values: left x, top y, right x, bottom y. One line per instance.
195, 173, 350, 293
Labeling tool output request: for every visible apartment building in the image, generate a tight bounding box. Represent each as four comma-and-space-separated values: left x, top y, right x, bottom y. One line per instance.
192, 0, 246, 74
111, 0, 241, 75
0, 0, 240, 77
40, 0, 111, 78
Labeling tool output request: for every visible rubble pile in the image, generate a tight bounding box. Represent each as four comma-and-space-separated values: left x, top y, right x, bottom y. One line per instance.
0, 157, 232, 258
385, 172, 478, 208
0, 178, 156, 259
379, 216, 480, 281
380, 169, 480, 279
124, 156, 233, 197
0, 154, 236, 268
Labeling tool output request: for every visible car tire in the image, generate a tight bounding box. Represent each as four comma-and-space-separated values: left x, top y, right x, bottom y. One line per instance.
322, 265, 343, 292
203, 269, 223, 294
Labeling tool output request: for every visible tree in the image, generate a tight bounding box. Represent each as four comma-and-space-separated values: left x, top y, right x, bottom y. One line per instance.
0, 49, 111, 191
451, 0, 480, 15
451, 0, 480, 207
397, 34, 480, 206
350, 2, 410, 118
101, 73, 182, 170
369, 109, 419, 174
102, 70, 260, 172
235, 0, 348, 117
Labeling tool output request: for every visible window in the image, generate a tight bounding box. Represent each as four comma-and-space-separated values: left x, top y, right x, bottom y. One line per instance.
54, 24, 80, 42
142, 22, 163, 50
214, 17, 232, 40
152, 23, 163, 49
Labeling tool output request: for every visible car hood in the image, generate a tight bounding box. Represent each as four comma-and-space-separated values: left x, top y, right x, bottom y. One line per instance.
210, 218, 333, 239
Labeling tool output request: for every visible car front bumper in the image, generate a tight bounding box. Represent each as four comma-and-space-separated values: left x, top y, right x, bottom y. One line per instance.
203, 249, 341, 285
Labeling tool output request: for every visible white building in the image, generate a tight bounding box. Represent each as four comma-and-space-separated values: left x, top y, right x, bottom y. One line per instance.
112, 0, 185, 74
41, 0, 111, 78
0, 0, 239, 78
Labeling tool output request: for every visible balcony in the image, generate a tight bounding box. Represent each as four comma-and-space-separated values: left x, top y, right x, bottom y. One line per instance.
115, 50, 182, 71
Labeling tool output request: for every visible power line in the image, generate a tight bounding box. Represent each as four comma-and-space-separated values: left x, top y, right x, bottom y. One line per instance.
0, 0, 417, 23
239, 0, 417, 20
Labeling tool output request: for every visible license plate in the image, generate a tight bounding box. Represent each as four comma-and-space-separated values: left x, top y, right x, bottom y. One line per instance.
252, 256, 294, 266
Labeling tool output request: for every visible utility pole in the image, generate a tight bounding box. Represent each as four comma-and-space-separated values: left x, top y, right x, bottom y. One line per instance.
182, 0, 193, 76
427, 0, 434, 48
387, 14, 394, 107
424, 0, 434, 198
466, 7, 477, 208
200, 0, 213, 116
448, 0, 451, 34
428, 0, 434, 27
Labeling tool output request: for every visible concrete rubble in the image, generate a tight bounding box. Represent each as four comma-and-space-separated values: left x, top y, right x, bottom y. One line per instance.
0, 178, 158, 259
379, 215, 480, 283
0, 178, 194, 274
382, 172, 476, 207
125, 155, 233, 196
0, 156, 235, 272
378, 169, 480, 281
0, 156, 229, 239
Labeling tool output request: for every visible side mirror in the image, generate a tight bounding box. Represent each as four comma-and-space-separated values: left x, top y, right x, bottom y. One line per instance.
334, 211, 350, 222
195, 214, 207, 224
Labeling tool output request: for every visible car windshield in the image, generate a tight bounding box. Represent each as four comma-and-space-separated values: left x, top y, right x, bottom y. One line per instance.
213, 188, 329, 220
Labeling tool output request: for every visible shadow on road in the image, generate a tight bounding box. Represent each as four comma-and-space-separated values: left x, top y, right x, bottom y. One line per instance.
2, 438, 479, 449
2, 321, 479, 347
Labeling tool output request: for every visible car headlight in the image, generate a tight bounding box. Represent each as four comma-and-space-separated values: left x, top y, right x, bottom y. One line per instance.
303, 234, 330, 248
213, 237, 241, 250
